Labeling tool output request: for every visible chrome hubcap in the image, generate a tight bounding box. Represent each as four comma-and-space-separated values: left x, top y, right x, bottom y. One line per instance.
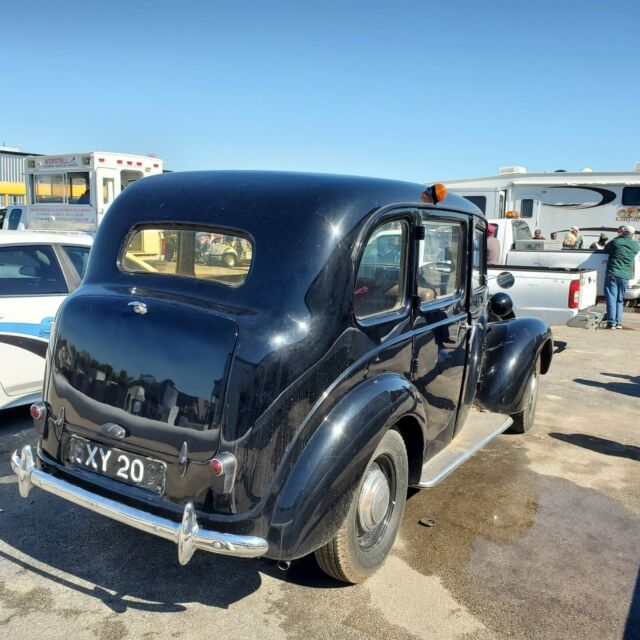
357, 463, 391, 533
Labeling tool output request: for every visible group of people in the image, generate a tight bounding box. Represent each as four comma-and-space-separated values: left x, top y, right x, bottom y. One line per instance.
533, 226, 586, 248
533, 225, 632, 252
515, 223, 640, 330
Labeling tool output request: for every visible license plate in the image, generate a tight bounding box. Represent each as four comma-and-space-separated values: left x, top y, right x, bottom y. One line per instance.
68, 435, 166, 494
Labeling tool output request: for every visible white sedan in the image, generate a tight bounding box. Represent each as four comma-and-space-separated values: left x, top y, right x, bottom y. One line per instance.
0, 231, 93, 410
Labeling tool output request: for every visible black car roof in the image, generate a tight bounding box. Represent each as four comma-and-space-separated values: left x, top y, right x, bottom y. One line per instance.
88, 171, 479, 304
113, 170, 480, 228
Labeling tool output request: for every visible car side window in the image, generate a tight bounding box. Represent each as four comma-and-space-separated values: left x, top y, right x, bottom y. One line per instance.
417, 219, 463, 301
354, 220, 407, 319
0, 245, 68, 296
472, 225, 486, 290
62, 245, 90, 279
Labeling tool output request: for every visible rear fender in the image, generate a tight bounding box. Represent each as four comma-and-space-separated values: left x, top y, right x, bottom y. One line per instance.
267, 373, 424, 560
476, 317, 552, 415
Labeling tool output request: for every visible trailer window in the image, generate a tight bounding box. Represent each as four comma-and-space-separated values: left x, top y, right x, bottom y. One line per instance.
622, 187, 640, 206
103, 178, 115, 205
67, 172, 90, 204
521, 199, 534, 218
31, 172, 90, 204
463, 196, 486, 213
32, 174, 64, 204
121, 226, 252, 287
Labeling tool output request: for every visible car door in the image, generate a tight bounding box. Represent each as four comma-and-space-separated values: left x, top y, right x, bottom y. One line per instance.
455, 216, 489, 434
0, 243, 70, 398
411, 210, 469, 458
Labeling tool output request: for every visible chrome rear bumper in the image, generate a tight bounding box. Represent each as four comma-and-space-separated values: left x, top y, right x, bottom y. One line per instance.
11, 445, 269, 565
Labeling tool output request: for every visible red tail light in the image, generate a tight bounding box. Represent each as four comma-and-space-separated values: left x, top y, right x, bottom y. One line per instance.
30, 403, 43, 420
568, 279, 580, 309
210, 458, 224, 476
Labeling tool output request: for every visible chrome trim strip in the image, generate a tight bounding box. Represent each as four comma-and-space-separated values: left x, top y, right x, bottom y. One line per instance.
10, 445, 268, 564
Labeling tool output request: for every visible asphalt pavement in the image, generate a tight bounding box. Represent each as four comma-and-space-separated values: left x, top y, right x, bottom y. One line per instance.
0, 313, 639, 640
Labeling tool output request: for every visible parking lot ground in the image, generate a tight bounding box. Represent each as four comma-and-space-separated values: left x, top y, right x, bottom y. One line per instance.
0, 314, 639, 640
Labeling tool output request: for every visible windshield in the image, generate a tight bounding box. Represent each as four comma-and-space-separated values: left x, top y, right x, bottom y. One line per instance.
31, 172, 91, 205
121, 225, 252, 287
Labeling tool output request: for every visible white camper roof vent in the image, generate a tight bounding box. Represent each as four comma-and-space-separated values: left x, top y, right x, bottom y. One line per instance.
634, 162, 640, 172
499, 166, 527, 175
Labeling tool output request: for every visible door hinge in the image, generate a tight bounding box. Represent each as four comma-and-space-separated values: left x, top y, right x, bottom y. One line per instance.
414, 225, 426, 240
410, 358, 419, 375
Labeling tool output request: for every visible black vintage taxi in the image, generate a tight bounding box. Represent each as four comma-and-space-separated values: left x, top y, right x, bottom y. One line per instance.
11, 171, 553, 583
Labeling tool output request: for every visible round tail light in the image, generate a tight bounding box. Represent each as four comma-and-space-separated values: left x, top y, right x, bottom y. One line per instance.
30, 403, 44, 420
210, 458, 224, 476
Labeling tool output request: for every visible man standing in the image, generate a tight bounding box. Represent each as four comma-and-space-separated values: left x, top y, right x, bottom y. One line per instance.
603, 225, 640, 329
570, 226, 585, 249
487, 223, 500, 265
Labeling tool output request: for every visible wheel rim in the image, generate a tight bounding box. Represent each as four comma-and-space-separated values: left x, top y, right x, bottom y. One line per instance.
356, 456, 396, 549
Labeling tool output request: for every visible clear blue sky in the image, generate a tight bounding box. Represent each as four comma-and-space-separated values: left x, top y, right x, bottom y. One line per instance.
2, 0, 638, 181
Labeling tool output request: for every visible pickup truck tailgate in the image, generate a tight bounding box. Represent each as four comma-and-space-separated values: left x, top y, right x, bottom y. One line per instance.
577, 270, 597, 309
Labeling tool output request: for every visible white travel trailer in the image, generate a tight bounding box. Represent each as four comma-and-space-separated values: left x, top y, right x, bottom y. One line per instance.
4, 152, 163, 232
444, 164, 640, 245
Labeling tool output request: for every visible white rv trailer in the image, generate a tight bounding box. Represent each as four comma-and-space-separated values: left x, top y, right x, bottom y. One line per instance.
444, 164, 640, 245
7, 152, 163, 232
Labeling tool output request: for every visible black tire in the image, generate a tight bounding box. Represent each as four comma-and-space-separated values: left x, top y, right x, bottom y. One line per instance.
223, 253, 237, 268
314, 429, 408, 584
508, 358, 540, 434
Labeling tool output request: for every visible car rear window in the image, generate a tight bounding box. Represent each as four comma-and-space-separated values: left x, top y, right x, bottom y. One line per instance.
0, 244, 68, 296
121, 226, 253, 287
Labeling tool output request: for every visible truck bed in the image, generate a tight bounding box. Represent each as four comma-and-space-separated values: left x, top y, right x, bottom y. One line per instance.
504, 249, 640, 297
488, 264, 598, 326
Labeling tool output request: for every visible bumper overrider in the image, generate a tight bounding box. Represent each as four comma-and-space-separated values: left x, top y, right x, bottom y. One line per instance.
11, 445, 269, 565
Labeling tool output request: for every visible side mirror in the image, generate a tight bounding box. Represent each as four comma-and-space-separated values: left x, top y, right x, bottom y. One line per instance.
489, 292, 513, 319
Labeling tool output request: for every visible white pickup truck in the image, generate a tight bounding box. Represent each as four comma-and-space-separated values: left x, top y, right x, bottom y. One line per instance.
491, 219, 640, 304
488, 219, 599, 327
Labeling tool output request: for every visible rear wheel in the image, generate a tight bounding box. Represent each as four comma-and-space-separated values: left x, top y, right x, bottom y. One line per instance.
315, 429, 408, 584
508, 358, 540, 433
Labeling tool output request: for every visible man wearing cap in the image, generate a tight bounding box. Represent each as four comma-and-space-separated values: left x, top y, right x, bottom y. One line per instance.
603, 225, 640, 329
487, 223, 500, 265
570, 226, 584, 249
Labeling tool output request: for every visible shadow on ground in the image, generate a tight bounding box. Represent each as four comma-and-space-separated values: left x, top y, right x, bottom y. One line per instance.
625, 565, 640, 640
549, 432, 640, 462
574, 371, 640, 399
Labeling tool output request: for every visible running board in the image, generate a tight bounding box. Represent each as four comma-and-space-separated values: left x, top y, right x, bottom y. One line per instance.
418, 411, 513, 488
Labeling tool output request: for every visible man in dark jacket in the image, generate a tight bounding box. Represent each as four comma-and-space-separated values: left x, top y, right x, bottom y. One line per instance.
603, 225, 640, 328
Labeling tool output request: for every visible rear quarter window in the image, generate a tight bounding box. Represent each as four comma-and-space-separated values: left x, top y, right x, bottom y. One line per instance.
63, 245, 91, 279
121, 226, 253, 287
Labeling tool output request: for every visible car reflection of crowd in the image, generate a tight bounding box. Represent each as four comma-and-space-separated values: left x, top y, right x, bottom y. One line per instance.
55, 339, 212, 429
